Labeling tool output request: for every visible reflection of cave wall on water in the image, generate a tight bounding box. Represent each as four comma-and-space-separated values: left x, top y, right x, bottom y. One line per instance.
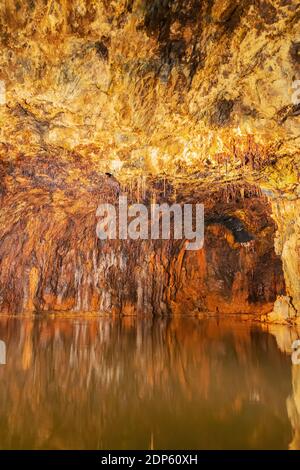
0, 155, 285, 315
0, 316, 294, 449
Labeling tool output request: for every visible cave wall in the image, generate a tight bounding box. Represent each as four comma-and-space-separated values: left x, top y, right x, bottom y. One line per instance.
0, 153, 285, 315
0, 1, 299, 317
167, 186, 286, 315
271, 198, 300, 317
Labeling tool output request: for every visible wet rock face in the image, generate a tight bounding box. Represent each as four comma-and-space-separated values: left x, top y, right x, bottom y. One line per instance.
271, 199, 300, 315
0, 1, 298, 315
0, 152, 165, 314
169, 223, 284, 315
167, 187, 285, 315
0, 155, 285, 314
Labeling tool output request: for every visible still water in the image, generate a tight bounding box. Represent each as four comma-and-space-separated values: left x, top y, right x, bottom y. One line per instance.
0, 316, 299, 450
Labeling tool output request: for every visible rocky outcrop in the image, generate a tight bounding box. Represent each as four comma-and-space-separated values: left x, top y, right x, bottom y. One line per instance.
270, 198, 300, 318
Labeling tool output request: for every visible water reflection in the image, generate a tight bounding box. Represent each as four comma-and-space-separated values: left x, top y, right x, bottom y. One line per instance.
265, 323, 300, 450
0, 316, 297, 449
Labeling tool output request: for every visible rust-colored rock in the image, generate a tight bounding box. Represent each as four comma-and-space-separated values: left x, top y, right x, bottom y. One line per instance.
0, 1, 299, 317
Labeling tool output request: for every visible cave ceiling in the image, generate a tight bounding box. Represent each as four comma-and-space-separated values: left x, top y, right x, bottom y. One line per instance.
0, 0, 299, 196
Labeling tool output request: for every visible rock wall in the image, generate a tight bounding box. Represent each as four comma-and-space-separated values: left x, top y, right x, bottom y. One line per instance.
270, 198, 300, 317
0, 153, 285, 315
0, 1, 299, 317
